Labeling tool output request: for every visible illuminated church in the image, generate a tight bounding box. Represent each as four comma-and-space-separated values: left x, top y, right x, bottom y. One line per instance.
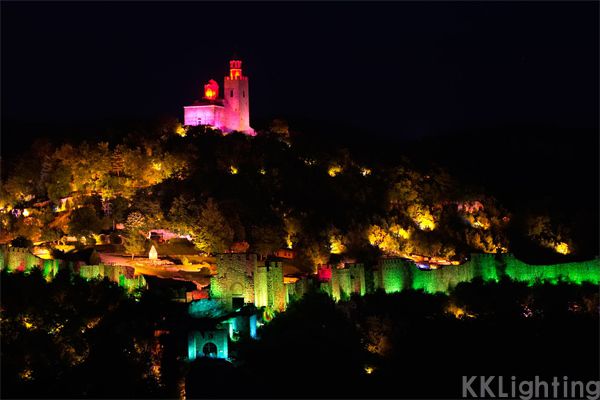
184, 59, 255, 136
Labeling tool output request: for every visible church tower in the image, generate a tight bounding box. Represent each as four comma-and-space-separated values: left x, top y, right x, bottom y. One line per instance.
183, 58, 255, 135
224, 59, 254, 135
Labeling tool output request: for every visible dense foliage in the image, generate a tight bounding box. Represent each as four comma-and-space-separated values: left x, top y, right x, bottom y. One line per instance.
0, 121, 593, 272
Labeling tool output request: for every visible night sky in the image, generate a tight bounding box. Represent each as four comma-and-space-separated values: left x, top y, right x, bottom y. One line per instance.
2, 2, 598, 144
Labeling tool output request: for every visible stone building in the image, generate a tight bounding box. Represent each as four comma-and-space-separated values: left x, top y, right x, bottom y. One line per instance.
254, 261, 286, 312
184, 59, 255, 135
210, 254, 289, 312
321, 263, 367, 301
210, 253, 257, 311
188, 328, 229, 361
79, 263, 147, 292
0, 245, 60, 278
373, 258, 413, 293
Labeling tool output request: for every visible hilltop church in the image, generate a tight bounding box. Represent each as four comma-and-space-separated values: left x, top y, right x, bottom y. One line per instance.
184, 59, 255, 135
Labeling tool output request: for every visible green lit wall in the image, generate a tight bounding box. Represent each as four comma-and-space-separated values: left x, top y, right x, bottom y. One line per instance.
504, 256, 600, 285
348, 263, 367, 296
409, 254, 600, 294
79, 264, 146, 292
0, 246, 60, 279
338, 269, 352, 301
380, 259, 409, 293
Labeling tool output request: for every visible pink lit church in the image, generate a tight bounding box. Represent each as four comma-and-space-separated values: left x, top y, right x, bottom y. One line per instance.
184, 59, 255, 135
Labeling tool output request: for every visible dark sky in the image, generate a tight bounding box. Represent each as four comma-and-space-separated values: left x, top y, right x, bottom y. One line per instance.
2, 1, 598, 140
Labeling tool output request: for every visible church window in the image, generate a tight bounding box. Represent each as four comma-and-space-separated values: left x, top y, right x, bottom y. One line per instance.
242, 90, 245, 98
230, 89, 234, 97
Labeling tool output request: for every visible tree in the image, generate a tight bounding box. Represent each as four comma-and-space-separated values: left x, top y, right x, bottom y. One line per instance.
111, 196, 130, 224
124, 229, 146, 259
169, 197, 234, 254
46, 164, 73, 202
68, 207, 102, 240
195, 198, 234, 254
249, 224, 285, 257
125, 211, 147, 231
111, 147, 125, 177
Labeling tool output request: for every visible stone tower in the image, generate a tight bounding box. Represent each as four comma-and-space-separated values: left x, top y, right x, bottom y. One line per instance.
224, 60, 254, 135
184, 58, 255, 135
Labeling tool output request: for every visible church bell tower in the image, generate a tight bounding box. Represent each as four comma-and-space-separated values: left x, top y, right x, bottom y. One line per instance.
224, 59, 254, 135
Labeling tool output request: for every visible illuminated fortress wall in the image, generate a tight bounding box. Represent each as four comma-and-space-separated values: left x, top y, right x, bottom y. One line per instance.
0, 245, 60, 279
79, 264, 147, 292
373, 258, 412, 294
324, 263, 367, 301
287, 277, 310, 304
266, 261, 286, 312
348, 263, 367, 296
188, 329, 228, 361
210, 253, 257, 311
374, 254, 599, 295
504, 256, 600, 285
254, 261, 287, 312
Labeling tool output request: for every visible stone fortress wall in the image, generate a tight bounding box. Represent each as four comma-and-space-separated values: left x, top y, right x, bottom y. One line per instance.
0, 245, 60, 278
373, 253, 600, 295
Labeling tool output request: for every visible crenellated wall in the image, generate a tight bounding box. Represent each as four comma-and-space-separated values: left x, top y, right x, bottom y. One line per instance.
374, 254, 600, 295
211, 253, 257, 311
79, 263, 147, 292
255, 261, 286, 311
0, 245, 60, 278
320, 263, 368, 301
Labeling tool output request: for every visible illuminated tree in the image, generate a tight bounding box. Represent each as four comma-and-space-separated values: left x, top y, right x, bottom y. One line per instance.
363, 315, 393, 356
46, 164, 73, 202
68, 207, 102, 240
111, 147, 125, 177
110, 196, 130, 224
124, 229, 147, 259
195, 198, 234, 254
125, 211, 147, 231
249, 224, 285, 257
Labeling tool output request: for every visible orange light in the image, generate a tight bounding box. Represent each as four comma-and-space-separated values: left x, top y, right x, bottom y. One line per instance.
205, 88, 216, 99
554, 242, 570, 255
203, 79, 219, 100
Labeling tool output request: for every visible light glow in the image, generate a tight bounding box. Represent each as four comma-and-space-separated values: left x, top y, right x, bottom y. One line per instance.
389, 224, 411, 239
176, 124, 187, 137
203, 79, 219, 100
328, 165, 342, 177
329, 236, 346, 254
554, 242, 570, 255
